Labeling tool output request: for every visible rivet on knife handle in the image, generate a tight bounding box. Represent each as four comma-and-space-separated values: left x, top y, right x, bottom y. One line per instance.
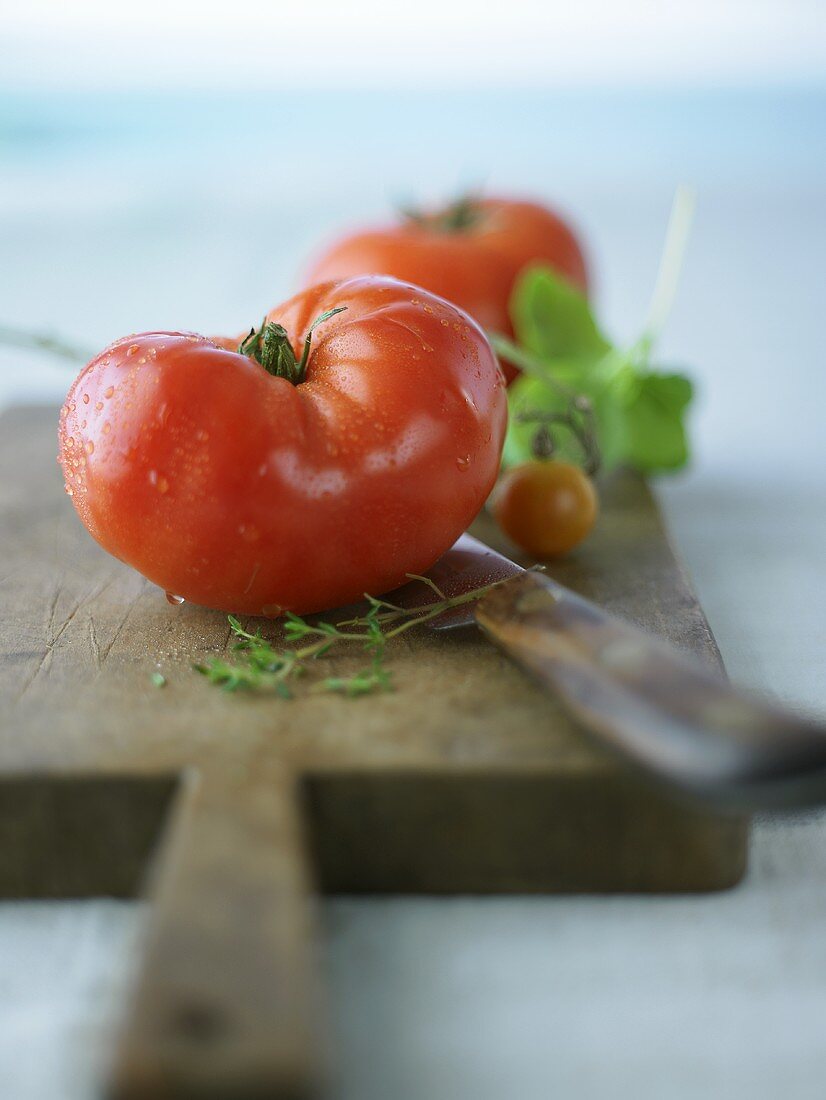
475, 571, 826, 812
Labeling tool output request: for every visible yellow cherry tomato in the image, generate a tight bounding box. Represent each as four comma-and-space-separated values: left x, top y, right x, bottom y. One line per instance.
492, 460, 598, 558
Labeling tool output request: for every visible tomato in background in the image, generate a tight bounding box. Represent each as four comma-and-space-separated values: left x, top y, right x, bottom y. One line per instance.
58, 276, 507, 615
305, 197, 589, 381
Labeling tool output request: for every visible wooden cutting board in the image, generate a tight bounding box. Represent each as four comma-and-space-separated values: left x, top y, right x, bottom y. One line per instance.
0, 406, 748, 1099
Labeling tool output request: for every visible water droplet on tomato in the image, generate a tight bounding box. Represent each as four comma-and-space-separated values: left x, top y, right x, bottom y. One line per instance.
85, 441, 94, 455
165, 592, 185, 605
95, 401, 103, 411
82, 393, 90, 405
104, 386, 115, 398
126, 344, 140, 357
261, 603, 284, 618
456, 454, 471, 470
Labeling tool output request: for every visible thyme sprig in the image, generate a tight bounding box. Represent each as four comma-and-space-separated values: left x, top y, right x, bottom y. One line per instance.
195, 572, 515, 699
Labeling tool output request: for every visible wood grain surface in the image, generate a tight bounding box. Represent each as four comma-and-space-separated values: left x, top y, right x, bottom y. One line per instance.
0, 406, 748, 1100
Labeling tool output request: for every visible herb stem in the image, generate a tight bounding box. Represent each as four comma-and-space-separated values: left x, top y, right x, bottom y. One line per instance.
489, 334, 585, 402
495, 334, 602, 476
195, 573, 521, 699
0, 324, 93, 364
636, 184, 696, 358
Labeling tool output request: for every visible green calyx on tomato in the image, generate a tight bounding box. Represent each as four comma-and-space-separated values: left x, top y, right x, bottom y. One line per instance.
237, 306, 347, 385
400, 194, 485, 234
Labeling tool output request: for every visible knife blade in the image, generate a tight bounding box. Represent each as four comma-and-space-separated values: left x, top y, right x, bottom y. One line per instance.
387, 534, 826, 812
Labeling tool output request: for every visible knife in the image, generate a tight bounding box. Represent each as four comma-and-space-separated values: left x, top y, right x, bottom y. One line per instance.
388, 534, 826, 812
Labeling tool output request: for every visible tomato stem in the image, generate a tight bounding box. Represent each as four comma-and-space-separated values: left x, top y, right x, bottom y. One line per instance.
517, 408, 601, 477
238, 307, 346, 384
401, 194, 483, 234
297, 307, 347, 378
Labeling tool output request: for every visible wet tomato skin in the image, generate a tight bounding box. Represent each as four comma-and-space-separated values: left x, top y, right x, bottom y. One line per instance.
305, 198, 588, 382
492, 461, 598, 559
58, 276, 507, 615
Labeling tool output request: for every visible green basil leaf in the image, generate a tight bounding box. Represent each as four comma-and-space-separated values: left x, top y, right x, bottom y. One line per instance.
504, 372, 598, 469
504, 375, 558, 467
503, 264, 693, 477
510, 265, 611, 364
610, 369, 694, 472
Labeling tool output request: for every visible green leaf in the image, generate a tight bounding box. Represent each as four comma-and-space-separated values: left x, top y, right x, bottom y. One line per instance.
611, 370, 694, 472
504, 361, 693, 475
504, 374, 588, 468
510, 265, 611, 364
500, 197, 696, 478
589, 381, 629, 470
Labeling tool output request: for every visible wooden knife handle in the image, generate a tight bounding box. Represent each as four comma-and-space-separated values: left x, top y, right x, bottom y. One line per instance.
475, 571, 826, 811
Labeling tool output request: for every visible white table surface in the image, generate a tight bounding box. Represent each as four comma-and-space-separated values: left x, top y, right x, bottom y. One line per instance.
1, 89, 825, 1099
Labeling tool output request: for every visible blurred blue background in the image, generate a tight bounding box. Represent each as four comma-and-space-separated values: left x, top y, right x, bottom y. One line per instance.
3, 85, 825, 481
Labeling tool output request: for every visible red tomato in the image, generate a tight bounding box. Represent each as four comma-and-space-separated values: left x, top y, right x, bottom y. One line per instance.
58, 277, 507, 615
305, 197, 588, 381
